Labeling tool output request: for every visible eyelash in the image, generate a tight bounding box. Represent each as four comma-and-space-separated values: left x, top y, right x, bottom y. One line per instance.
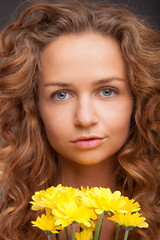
50, 87, 118, 101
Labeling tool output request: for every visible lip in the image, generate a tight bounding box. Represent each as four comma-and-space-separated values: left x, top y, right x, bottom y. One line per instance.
71, 136, 104, 149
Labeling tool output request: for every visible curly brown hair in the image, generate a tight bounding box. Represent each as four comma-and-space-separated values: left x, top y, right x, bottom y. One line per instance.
0, 0, 160, 239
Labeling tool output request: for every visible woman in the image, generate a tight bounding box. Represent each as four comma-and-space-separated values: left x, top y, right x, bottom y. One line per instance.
0, 0, 160, 239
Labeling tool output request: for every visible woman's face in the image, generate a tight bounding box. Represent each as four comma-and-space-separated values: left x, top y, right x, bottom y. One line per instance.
38, 32, 133, 165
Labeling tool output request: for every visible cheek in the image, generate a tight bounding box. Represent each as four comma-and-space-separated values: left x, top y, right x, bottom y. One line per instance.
42, 119, 66, 152
40, 107, 70, 147
115, 107, 133, 138
102, 100, 133, 134
42, 116, 64, 137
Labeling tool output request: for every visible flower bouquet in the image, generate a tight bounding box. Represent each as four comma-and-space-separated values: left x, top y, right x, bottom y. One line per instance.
30, 184, 148, 240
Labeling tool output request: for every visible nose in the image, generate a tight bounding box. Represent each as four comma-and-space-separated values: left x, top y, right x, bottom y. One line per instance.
74, 97, 98, 128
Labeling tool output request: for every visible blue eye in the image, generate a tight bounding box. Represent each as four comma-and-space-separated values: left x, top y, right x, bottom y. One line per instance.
99, 88, 115, 97
51, 91, 70, 100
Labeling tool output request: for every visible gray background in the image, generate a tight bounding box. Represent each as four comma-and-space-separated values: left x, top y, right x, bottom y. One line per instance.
0, 0, 160, 31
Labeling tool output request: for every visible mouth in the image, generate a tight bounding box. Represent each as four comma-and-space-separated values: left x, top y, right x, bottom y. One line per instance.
71, 136, 104, 149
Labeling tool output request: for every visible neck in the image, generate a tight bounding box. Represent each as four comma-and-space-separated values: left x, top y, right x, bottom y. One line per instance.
56, 156, 117, 191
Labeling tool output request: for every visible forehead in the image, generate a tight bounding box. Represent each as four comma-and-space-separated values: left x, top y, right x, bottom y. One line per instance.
39, 32, 127, 84
41, 32, 121, 61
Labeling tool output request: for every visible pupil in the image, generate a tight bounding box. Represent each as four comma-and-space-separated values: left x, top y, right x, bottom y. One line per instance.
103, 89, 111, 95
59, 92, 66, 98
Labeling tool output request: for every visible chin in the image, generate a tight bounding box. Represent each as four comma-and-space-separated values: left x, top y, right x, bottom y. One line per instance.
70, 156, 111, 166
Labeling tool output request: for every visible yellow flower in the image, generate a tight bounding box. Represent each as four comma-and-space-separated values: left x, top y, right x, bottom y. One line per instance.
79, 220, 97, 232
75, 229, 93, 240
31, 214, 63, 233
52, 199, 97, 228
30, 184, 81, 211
30, 189, 48, 211
81, 187, 126, 214
108, 212, 149, 229
119, 196, 140, 213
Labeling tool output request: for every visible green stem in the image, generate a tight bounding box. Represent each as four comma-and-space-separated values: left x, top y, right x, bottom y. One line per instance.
56, 233, 59, 240
115, 225, 120, 240
47, 234, 51, 240
72, 222, 76, 240
65, 226, 70, 240
94, 212, 104, 240
124, 229, 129, 240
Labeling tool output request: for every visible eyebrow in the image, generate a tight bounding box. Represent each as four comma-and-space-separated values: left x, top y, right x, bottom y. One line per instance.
43, 77, 125, 87
93, 77, 125, 85
44, 82, 74, 87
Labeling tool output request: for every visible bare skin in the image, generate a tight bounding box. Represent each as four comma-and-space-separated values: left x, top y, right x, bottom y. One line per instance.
39, 32, 133, 239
